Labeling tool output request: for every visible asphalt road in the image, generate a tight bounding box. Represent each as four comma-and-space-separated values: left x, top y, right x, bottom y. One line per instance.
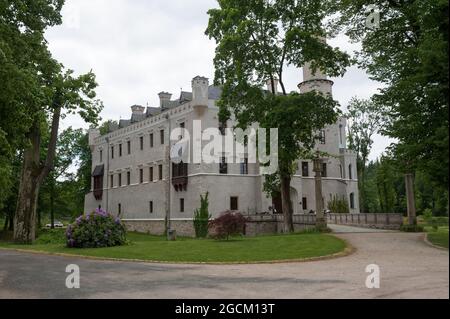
0, 228, 448, 299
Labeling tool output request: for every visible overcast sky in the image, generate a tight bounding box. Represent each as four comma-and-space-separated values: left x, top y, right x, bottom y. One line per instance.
45, 0, 392, 161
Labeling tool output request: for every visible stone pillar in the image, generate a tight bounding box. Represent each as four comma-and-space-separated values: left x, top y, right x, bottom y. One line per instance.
313, 157, 327, 230
405, 173, 417, 225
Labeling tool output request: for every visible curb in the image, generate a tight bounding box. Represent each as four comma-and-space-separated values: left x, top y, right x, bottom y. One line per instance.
0, 235, 355, 266
423, 233, 448, 251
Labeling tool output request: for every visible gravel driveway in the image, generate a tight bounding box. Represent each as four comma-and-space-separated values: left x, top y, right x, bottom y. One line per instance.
0, 229, 448, 299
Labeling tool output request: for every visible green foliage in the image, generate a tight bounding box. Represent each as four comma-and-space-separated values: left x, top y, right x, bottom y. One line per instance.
335, 0, 449, 189
205, 0, 351, 225
193, 192, 211, 238
327, 195, 350, 214
346, 97, 382, 213
400, 224, 425, 233
66, 209, 127, 248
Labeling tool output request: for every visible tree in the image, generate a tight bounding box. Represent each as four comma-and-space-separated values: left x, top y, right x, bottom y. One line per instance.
335, 0, 449, 190
2, 3, 103, 243
193, 192, 211, 238
206, 0, 350, 232
39, 127, 85, 228
14, 68, 103, 243
346, 97, 382, 213
0, 0, 65, 212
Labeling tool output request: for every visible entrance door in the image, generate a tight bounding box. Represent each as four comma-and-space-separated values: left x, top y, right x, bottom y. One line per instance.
272, 193, 283, 214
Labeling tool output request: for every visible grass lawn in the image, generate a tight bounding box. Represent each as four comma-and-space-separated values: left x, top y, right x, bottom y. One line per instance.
426, 227, 449, 249
0, 230, 347, 263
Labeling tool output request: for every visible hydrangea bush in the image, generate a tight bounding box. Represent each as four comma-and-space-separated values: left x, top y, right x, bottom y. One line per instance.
66, 208, 127, 248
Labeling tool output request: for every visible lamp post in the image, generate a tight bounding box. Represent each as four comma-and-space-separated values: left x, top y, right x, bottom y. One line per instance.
164, 113, 175, 240
105, 136, 110, 213
313, 154, 326, 230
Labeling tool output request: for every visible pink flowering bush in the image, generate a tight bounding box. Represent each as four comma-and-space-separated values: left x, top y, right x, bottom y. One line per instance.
66, 208, 127, 248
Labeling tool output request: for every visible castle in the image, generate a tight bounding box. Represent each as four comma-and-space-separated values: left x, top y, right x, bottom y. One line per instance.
85, 64, 359, 236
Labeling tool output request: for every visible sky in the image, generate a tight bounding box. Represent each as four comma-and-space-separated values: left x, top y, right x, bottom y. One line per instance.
45, 0, 393, 161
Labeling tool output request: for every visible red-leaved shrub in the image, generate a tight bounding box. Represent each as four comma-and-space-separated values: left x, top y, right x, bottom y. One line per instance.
209, 211, 247, 240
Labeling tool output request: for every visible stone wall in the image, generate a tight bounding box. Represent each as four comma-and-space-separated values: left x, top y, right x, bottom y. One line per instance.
245, 214, 316, 236
123, 219, 194, 237
123, 214, 318, 237
327, 213, 403, 230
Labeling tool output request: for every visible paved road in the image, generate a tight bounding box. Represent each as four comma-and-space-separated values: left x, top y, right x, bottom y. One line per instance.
0, 230, 448, 299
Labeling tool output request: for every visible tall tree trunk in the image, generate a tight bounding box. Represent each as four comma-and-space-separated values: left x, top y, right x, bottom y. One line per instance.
13, 105, 61, 243
405, 173, 417, 225
280, 175, 294, 233
13, 121, 42, 244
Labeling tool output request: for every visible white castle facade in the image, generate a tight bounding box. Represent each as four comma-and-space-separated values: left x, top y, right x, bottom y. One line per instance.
85, 64, 359, 235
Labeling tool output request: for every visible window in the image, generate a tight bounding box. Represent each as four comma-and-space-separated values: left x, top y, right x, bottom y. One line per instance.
99, 150, 103, 162
118, 203, 122, 216
180, 198, 185, 213
240, 158, 248, 175
127, 171, 131, 185
348, 164, 353, 180
319, 130, 326, 144
150, 133, 154, 148
220, 157, 228, 174
302, 162, 309, 177
230, 197, 239, 211
119, 144, 122, 157
158, 164, 163, 180
179, 122, 185, 139
149, 201, 153, 214
339, 124, 344, 146
350, 193, 355, 209
160, 129, 165, 145
127, 140, 131, 155
322, 163, 327, 178
139, 168, 144, 183
118, 173, 122, 187
339, 165, 343, 178
111, 146, 114, 159
302, 197, 308, 210
149, 167, 154, 182
140, 136, 144, 150
110, 175, 114, 188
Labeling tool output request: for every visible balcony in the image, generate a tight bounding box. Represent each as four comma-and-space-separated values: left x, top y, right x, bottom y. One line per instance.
172, 162, 188, 191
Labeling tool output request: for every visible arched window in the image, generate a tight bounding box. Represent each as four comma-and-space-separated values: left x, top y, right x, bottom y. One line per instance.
348, 164, 353, 180
350, 193, 355, 209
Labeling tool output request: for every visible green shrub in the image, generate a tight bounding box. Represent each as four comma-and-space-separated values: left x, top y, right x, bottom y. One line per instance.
400, 224, 425, 233
193, 192, 211, 238
327, 195, 350, 214
66, 208, 127, 248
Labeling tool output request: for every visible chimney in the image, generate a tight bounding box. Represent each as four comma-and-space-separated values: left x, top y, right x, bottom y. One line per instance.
158, 92, 172, 108
192, 76, 209, 108
131, 105, 145, 115
266, 78, 279, 94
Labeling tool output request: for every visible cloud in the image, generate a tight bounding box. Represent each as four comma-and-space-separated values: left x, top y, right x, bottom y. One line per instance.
46, 0, 391, 160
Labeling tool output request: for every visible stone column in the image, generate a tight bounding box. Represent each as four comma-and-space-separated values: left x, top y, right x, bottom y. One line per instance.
313, 157, 327, 230
405, 173, 417, 225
